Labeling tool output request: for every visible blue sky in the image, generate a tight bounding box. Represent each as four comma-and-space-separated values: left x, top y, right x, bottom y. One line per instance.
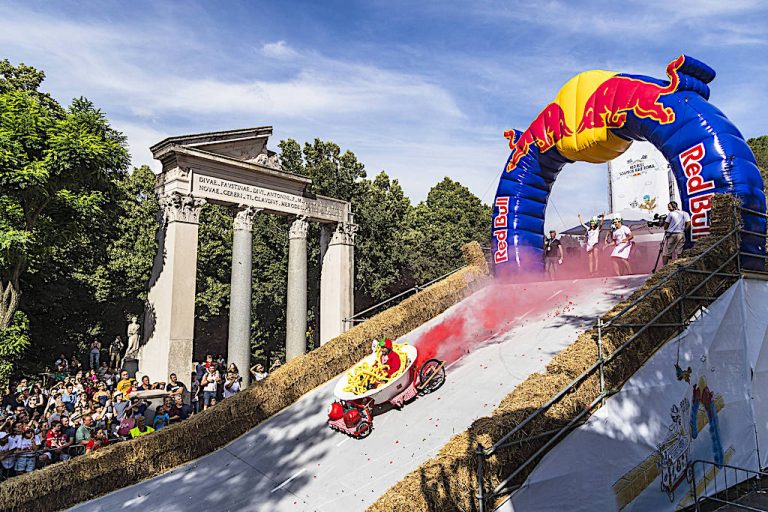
1, 0, 767, 231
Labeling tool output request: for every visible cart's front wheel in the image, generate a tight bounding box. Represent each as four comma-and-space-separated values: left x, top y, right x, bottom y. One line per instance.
419, 359, 446, 394
355, 420, 372, 439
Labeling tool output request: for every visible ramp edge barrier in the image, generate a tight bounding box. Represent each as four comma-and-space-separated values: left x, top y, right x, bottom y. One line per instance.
476, 199, 765, 511
690, 460, 768, 512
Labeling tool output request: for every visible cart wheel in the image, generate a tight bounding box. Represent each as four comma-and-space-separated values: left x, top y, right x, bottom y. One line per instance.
355, 420, 372, 439
419, 359, 446, 394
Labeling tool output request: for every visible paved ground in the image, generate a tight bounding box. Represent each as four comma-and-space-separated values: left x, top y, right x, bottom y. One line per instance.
71, 275, 646, 512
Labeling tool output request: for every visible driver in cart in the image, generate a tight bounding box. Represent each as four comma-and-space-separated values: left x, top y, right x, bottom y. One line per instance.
370, 338, 401, 387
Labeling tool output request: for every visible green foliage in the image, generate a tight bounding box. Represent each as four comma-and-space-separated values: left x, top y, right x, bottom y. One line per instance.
91, 165, 159, 305
403, 177, 492, 282
0, 60, 129, 376
277, 139, 304, 176
0, 311, 29, 386
249, 215, 291, 364
352, 171, 413, 306
0, 60, 129, 334
300, 138, 366, 200
748, 136, 768, 194
196, 205, 233, 320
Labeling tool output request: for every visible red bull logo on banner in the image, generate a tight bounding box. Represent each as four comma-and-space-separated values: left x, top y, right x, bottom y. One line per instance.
493, 196, 510, 264
680, 143, 714, 240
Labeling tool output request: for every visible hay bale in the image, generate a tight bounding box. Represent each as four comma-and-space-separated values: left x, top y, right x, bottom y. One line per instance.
368, 195, 743, 512
0, 243, 490, 512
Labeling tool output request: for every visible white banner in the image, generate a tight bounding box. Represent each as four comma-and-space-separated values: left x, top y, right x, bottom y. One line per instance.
501, 279, 767, 512
609, 142, 676, 220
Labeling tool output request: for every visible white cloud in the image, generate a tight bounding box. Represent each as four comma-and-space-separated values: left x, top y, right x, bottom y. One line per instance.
261, 40, 298, 60
0, 11, 462, 120
0, 7, 472, 201
113, 121, 169, 172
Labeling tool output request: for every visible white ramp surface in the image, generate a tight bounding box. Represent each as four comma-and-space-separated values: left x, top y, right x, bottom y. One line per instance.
71, 276, 646, 512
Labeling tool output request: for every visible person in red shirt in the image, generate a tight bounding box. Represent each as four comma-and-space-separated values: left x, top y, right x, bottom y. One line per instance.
45, 421, 71, 462
85, 429, 109, 454
378, 339, 401, 378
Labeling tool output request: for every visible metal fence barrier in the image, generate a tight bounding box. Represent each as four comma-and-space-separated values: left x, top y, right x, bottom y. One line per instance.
691, 459, 768, 512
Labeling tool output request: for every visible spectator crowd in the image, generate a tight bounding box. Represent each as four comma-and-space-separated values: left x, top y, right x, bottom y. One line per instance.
1, 342, 280, 481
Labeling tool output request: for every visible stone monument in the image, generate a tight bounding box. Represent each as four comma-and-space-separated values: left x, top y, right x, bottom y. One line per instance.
139, 127, 355, 387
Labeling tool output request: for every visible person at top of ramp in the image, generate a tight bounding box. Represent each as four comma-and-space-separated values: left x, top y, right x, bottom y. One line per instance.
578, 212, 605, 276
606, 216, 633, 276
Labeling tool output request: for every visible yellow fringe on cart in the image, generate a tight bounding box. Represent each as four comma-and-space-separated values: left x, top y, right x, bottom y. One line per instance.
342, 343, 409, 395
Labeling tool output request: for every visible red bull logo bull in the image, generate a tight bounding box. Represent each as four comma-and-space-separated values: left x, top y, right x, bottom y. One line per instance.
504, 102, 572, 172
576, 55, 684, 132
504, 55, 687, 173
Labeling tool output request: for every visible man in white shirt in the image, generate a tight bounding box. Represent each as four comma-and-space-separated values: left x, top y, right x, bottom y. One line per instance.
662, 202, 691, 265
0, 432, 16, 478
201, 366, 220, 410
223, 371, 241, 399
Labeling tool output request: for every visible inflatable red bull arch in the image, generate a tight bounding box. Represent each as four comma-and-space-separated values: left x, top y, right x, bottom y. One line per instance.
492, 54, 766, 275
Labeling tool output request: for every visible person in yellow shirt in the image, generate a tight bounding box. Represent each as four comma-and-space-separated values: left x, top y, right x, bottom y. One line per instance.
129, 415, 154, 438
116, 370, 133, 395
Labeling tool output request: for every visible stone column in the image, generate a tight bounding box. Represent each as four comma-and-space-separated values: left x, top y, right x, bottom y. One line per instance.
285, 216, 309, 361
140, 192, 205, 387
228, 206, 260, 387
320, 221, 356, 344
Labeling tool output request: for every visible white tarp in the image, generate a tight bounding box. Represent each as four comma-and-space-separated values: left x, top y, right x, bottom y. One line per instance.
501, 278, 768, 512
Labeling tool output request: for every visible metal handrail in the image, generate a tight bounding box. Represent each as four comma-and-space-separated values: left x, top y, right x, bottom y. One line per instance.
343, 266, 464, 324
476, 215, 749, 511
691, 459, 768, 512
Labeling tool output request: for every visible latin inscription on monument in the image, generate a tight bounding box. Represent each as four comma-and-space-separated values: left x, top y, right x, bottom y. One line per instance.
191, 173, 346, 222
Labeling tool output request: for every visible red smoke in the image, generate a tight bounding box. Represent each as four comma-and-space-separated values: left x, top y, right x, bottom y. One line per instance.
411, 275, 589, 368
410, 248, 652, 369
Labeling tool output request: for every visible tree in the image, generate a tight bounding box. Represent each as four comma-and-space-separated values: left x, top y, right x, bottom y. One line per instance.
192, 204, 233, 358
90, 165, 159, 308
748, 136, 768, 195
299, 138, 366, 201
0, 60, 128, 383
403, 177, 491, 282
0, 60, 129, 330
352, 171, 413, 308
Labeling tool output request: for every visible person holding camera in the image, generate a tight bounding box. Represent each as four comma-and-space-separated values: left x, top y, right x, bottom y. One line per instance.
201, 365, 220, 410
662, 201, 691, 265
223, 364, 242, 399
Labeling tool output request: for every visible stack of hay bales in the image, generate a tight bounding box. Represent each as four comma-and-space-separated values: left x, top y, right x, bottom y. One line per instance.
0, 243, 490, 512
369, 194, 742, 512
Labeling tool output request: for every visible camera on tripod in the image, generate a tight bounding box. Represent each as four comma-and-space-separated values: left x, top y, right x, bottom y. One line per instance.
646, 213, 668, 228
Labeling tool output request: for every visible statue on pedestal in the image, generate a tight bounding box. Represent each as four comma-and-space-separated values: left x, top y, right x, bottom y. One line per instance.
126, 316, 141, 357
